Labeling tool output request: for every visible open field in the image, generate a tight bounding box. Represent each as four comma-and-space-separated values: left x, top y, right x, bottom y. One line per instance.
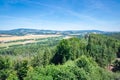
0, 40, 36, 48
63, 36, 72, 39
0, 34, 61, 42
0, 34, 62, 48
0, 34, 12, 37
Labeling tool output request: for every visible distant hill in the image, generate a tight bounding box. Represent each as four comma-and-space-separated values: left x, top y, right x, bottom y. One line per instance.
0, 28, 58, 36
0, 28, 106, 36
104, 32, 120, 40
61, 30, 105, 35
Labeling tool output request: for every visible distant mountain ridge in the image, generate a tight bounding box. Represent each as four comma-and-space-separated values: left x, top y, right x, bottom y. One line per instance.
0, 28, 106, 36
0, 28, 58, 36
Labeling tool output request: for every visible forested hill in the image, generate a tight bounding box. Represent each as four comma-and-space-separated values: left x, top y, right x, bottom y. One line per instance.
0, 33, 120, 80
104, 32, 120, 40
0, 28, 105, 36
0, 28, 58, 36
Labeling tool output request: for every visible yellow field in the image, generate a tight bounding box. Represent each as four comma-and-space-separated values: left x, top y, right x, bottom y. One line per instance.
0, 34, 61, 47
0, 34, 61, 42
0, 40, 36, 47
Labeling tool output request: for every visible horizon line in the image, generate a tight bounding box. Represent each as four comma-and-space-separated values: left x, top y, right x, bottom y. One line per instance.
0, 28, 120, 32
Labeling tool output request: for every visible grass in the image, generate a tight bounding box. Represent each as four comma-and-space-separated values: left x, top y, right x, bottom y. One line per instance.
0, 34, 61, 42
0, 34, 62, 48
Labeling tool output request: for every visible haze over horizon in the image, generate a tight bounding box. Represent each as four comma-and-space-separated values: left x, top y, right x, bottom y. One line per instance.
0, 0, 120, 31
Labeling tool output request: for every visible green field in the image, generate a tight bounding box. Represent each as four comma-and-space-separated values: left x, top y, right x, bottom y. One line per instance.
0, 34, 64, 48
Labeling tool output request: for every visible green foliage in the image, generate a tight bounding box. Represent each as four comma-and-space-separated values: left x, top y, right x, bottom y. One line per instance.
105, 32, 120, 40
31, 53, 44, 67
6, 71, 18, 80
25, 55, 114, 80
52, 39, 71, 64
0, 56, 18, 80
43, 48, 52, 66
117, 46, 120, 58
31, 47, 52, 67
0, 34, 120, 80
0, 70, 10, 80
15, 60, 28, 80
0, 56, 11, 70
0, 56, 11, 80
52, 38, 86, 64
87, 34, 118, 67
52, 34, 119, 68
113, 60, 120, 72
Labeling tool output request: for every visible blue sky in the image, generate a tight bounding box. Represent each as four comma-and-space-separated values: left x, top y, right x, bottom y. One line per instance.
0, 0, 120, 31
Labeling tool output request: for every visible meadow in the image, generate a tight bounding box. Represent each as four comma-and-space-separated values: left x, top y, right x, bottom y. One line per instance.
0, 34, 62, 48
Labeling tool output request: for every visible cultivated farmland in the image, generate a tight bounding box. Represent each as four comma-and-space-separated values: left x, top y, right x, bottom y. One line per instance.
0, 34, 62, 48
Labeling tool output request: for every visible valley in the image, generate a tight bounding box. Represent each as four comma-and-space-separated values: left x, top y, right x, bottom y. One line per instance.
0, 34, 62, 48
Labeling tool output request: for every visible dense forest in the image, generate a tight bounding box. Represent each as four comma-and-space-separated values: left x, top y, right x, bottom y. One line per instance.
105, 32, 120, 40
0, 34, 120, 80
